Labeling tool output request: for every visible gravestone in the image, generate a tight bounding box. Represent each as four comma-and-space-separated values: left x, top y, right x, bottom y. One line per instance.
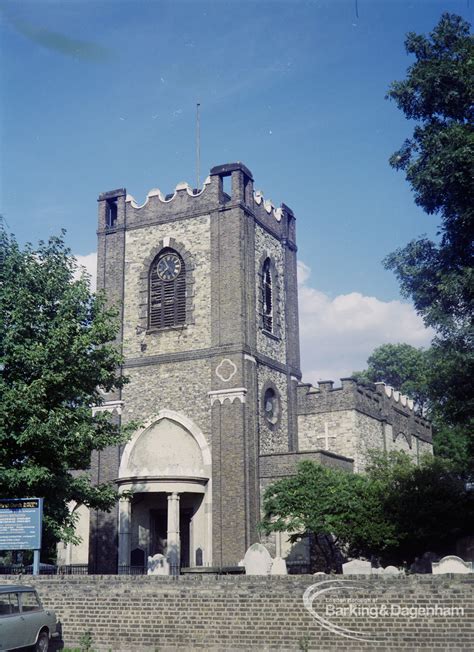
243, 543, 273, 575
432, 555, 473, 574
342, 559, 372, 575
383, 565, 402, 575
270, 557, 287, 575
147, 553, 169, 575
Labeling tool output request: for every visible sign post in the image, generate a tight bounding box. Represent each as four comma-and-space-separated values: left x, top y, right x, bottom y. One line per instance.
0, 498, 43, 574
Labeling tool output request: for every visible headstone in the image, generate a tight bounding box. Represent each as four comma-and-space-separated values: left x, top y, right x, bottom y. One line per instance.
342, 559, 372, 575
147, 553, 169, 575
270, 557, 287, 575
243, 543, 273, 575
383, 565, 402, 575
432, 555, 473, 574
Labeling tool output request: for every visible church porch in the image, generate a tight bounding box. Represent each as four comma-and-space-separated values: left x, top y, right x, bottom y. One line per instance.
117, 481, 210, 574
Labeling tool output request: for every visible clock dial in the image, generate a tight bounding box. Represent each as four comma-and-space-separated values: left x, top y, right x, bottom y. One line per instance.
156, 253, 181, 281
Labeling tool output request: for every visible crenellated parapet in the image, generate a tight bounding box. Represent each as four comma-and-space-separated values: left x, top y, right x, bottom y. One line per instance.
251, 191, 296, 247
297, 377, 432, 444
125, 177, 212, 208
253, 190, 284, 222
97, 174, 220, 233
97, 162, 296, 248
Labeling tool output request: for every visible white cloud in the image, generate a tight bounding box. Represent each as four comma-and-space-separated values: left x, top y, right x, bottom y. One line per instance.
297, 261, 433, 385
73, 252, 97, 292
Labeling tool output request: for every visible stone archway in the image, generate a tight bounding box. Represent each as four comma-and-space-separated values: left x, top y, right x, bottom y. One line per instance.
117, 411, 212, 571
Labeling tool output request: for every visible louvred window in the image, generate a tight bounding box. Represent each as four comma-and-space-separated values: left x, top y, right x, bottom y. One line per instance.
262, 258, 273, 332
149, 249, 186, 329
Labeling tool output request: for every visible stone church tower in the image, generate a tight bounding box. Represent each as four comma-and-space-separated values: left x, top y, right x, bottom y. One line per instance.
88, 162, 302, 572
59, 161, 431, 572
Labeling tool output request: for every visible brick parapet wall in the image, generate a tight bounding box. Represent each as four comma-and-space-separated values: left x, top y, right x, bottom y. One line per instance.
259, 450, 353, 479
3, 574, 471, 651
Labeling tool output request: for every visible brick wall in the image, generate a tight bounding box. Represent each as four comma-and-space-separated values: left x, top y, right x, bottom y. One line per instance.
259, 450, 353, 479
3, 575, 472, 651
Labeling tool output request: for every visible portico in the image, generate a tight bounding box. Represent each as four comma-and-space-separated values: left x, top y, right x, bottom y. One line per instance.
117, 411, 212, 572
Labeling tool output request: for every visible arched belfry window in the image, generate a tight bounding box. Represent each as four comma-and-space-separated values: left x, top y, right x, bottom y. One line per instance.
262, 258, 273, 332
149, 248, 186, 329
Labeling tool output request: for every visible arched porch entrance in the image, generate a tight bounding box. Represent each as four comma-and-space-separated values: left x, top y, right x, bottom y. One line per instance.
117, 410, 212, 573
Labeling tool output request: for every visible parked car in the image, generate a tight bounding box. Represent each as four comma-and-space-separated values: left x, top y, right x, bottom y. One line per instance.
0, 585, 59, 651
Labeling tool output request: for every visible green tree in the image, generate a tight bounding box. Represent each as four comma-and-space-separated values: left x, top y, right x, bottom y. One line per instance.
352, 343, 429, 411
365, 451, 473, 566
261, 455, 473, 571
385, 13, 473, 465
260, 461, 398, 572
0, 228, 133, 557
353, 342, 469, 468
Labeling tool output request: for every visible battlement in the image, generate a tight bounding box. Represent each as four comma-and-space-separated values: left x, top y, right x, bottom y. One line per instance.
125, 177, 212, 208
97, 163, 296, 245
303, 378, 420, 412
297, 377, 432, 443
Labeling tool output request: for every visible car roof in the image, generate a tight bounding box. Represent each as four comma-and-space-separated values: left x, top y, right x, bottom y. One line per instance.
0, 585, 36, 593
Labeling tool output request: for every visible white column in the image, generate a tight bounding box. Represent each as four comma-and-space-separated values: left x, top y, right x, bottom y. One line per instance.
275, 531, 282, 558
167, 492, 180, 574
118, 497, 131, 568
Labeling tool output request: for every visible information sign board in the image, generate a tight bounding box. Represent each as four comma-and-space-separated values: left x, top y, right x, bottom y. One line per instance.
0, 498, 43, 550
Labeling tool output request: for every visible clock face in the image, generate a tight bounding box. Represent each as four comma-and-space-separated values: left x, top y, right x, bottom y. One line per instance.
156, 253, 181, 281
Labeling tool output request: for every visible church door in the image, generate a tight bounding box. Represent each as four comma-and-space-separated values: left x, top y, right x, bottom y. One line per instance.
150, 509, 167, 556
180, 508, 192, 568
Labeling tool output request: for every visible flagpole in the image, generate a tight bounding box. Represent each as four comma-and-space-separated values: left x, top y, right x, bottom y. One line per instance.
196, 102, 201, 190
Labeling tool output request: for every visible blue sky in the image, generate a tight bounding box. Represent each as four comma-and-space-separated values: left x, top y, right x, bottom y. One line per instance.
1, 0, 471, 381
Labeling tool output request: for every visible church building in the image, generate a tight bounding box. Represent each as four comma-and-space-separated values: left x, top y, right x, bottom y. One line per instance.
60, 162, 432, 573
